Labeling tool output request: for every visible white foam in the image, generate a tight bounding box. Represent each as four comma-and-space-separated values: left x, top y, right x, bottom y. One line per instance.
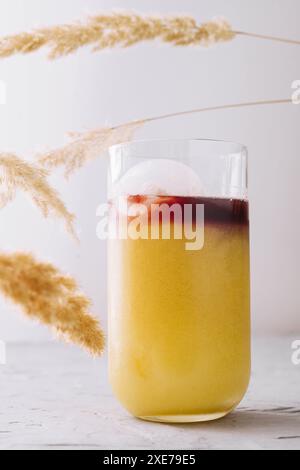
113, 159, 204, 197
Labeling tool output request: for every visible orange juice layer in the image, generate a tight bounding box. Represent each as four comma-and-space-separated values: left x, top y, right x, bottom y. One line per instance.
108, 196, 250, 419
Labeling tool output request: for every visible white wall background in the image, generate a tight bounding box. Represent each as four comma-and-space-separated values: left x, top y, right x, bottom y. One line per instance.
0, 0, 299, 341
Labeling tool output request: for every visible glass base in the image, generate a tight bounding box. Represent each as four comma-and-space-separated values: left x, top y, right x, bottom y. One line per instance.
139, 410, 231, 424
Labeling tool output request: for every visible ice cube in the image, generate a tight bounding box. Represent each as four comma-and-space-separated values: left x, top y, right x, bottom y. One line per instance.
113, 159, 204, 197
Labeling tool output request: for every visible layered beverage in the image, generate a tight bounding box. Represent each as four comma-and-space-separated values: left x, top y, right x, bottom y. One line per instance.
108, 141, 251, 423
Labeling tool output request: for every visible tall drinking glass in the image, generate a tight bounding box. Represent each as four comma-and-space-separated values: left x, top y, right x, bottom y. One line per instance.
108, 139, 251, 423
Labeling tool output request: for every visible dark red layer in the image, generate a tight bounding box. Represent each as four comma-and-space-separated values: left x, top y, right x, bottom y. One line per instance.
124, 195, 249, 227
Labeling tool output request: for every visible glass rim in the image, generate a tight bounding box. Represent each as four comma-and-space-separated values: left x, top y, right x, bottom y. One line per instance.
109, 138, 248, 156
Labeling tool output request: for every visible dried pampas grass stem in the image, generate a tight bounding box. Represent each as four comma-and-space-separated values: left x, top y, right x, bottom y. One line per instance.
38, 98, 292, 174
0, 12, 299, 60
235, 30, 300, 46
0, 153, 75, 235
144, 98, 292, 123
0, 252, 105, 355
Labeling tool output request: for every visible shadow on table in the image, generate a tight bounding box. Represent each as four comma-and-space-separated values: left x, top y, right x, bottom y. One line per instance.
176, 408, 300, 439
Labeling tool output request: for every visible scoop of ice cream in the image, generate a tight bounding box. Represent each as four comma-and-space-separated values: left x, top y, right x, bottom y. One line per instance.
113, 159, 204, 197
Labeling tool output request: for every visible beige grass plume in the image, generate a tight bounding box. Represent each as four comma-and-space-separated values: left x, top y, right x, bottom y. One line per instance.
38, 121, 143, 176
0, 252, 105, 355
0, 153, 75, 235
0, 11, 299, 60
0, 13, 235, 59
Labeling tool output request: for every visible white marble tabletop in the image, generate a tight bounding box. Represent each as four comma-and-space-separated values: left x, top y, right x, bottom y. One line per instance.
0, 336, 299, 450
